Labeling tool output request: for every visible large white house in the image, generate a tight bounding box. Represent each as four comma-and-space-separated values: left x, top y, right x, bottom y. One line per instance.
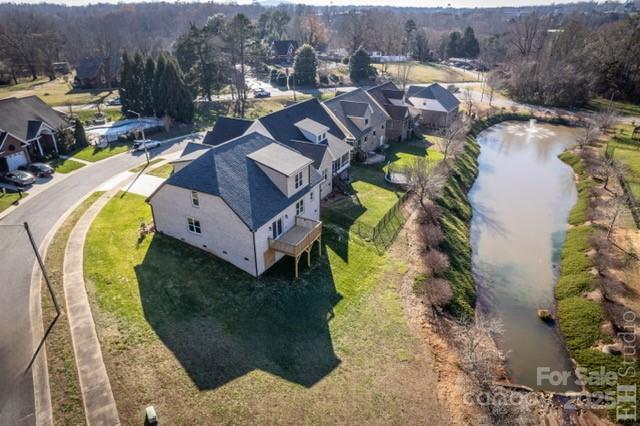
201, 99, 353, 199
148, 132, 323, 278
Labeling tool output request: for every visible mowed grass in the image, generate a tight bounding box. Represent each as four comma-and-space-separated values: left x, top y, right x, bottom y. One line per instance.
72, 141, 131, 162
607, 124, 640, 200
587, 98, 640, 117
374, 61, 478, 84
0, 192, 26, 213
128, 158, 164, 174
75, 107, 123, 124
49, 157, 85, 174
84, 192, 442, 424
0, 77, 116, 106
146, 163, 173, 179
386, 136, 445, 171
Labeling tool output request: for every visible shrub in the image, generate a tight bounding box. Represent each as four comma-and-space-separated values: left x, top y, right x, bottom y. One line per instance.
426, 278, 454, 308
423, 249, 450, 276
557, 297, 603, 351
420, 224, 445, 250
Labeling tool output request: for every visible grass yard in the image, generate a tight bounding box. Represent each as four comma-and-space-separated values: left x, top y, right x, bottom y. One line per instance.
607, 124, 640, 200
146, 163, 173, 179
75, 107, 123, 124
84, 192, 442, 424
587, 98, 640, 117
385, 136, 445, 171
42, 192, 104, 425
374, 61, 478, 84
49, 157, 85, 174
0, 77, 116, 106
128, 158, 164, 174
72, 141, 131, 162
0, 191, 27, 213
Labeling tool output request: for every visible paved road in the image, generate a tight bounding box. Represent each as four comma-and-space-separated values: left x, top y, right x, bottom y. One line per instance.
0, 136, 192, 425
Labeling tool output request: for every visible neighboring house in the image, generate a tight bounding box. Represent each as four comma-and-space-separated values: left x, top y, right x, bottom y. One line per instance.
148, 132, 323, 278
203, 99, 353, 199
52, 62, 71, 76
270, 40, 299, 63
405, 83, 460, 127
74, 56, 121, 89
367, 81, 414, 142
0, 96, 67, 172
323, 88, 390, 153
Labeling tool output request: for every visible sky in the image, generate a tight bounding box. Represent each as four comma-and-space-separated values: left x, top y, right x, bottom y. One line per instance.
0, 0, 597, 8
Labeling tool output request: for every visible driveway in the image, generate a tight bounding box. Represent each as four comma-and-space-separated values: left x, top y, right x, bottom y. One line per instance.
0, 135, 193, 425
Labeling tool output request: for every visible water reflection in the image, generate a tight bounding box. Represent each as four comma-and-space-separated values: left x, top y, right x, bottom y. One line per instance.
469, 121, 583, 392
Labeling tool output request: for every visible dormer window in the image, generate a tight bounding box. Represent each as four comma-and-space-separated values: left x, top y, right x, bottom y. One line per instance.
294, 171, 303, 189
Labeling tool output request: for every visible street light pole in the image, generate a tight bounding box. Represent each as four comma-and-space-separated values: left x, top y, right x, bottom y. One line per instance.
128, 109, 149, 165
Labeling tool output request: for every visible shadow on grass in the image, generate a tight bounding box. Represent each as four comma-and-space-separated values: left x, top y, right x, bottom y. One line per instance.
134, 234, 342, 390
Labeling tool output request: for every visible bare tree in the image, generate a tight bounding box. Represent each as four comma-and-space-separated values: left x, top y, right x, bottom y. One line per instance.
404, 157, 447, 216
394, 61, 413, 89
436, 118, 468, 162
506, 12, 549, 58
593, 108, 619, 133
576, 119, 601, 148
606, 193, 629, 241
599, 156, 624, 193
463, 88, 474, 117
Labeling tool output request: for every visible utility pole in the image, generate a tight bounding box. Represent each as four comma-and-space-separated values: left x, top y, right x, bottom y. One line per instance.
128, 110, 150, 165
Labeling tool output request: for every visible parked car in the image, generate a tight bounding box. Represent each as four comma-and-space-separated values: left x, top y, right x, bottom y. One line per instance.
19, 162, 54, 177
107, 97, 121, 106
132, 139, 161, 152
254, 89, 271, 98
2, 170, 36, 187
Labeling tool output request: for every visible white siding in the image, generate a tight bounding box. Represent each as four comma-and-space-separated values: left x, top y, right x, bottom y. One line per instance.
318, 151, 333, 199
254, 183, 321, 275
150, 184, 258, 276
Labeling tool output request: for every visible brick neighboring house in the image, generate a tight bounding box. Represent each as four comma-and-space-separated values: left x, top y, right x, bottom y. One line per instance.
270, 40, 299, 64
0, 96, 67, 172
322, 88, 391, 154
148, 132, 323, 278
74, 56, 121, 89
405, 83, 460, 128
367, 81, 414, 142
202, 99, 353, 200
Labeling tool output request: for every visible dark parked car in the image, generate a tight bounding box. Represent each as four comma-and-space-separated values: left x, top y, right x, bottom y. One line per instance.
19, 162, 54, 177
2, 170, 36, 187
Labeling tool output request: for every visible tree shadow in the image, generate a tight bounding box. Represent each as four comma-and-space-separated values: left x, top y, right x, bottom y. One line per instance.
134, 234, 342, 390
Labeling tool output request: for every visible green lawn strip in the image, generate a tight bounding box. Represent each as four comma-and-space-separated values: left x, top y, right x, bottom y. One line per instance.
559, 151, 594, 225
84, 192, 433, 423
49, 157, 85, 174
146, 163, 173, 179
128, 158, 164, 174
0, 192, 27, 213
72, 142, 131, 162
587, 98, 640, 117
42, 192, 104, 424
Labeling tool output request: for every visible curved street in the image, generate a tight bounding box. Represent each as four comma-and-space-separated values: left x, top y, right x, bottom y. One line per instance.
0, 135, 192, 425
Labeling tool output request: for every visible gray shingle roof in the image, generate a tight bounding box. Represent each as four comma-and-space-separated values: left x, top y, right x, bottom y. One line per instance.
405, 83, 460, 112
75, 56, 121, 80
164, 132, 322, 231
203, 116, 253, 146
340, 100, 369, 118
271, 40, 299, 56
247, 143, 312, 176
323, 88, 390, 139
0, 96, 68, 141
367, 81, 411, 121
171, 142, 211, 163
280, 139, 326, 169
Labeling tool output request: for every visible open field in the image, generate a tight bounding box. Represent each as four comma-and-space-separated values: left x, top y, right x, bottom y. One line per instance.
49, 157, 86, 174
0, 78, 116, 106
374, 62, 479, 85
83, 192, 444, 424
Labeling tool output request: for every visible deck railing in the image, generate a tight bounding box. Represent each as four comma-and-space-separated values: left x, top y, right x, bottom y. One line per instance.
268, 217, 322, 257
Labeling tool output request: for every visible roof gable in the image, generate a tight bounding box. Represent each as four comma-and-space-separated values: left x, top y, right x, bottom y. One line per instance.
203, 116, 253, 146
323, 88, 390, 138
0, 96, 68, 141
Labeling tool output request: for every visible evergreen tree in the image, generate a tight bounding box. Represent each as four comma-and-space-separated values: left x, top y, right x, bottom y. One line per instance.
293, 44, 317, 86
446, 32, 462, 58
73, 119, 88, 149
161, 57, 193, 122
403, 19, 417, 56
152, 54, 167, 118
143, 56, 155, 116
119, 50, 132, 113
461, 27, 480, 58
129, 51, 145, 113
349, 47, 375, 82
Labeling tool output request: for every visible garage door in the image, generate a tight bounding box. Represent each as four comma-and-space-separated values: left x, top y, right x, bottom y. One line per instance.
5, 151, 28, 171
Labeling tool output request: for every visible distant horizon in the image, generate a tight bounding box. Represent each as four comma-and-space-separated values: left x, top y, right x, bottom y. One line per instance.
0, 0, 617, 9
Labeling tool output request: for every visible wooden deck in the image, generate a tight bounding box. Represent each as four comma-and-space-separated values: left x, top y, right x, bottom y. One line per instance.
268, 217, 322, 278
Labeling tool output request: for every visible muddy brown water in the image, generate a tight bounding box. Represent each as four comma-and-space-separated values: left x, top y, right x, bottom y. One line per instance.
469, 120, 583, 392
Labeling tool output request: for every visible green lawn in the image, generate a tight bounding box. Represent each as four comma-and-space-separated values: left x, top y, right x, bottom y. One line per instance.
84, 192, 440, 423
374, 61, 478, 84
146, 163, 173, 179
0, 192, 27, 213
607, 124, 640, 200
129, 158, 164, 174
49, 157, 85, 174
72, 142, 131, 162
75, 108, 123, 124
385, 136, 445, 171
587, 98, 640, 117
0, 77, 116, 106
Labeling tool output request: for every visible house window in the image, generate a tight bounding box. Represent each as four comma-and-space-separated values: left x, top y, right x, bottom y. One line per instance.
191, 191, 199, 207
310, 190, 314, 201
187, 217, 201, 234
294, 171, 303, 189
373, 131, 376, 136
364, 136, 368, 142
341, 153, 349, 167
365, 118, 369, 126
322, 168, 328, 181
271, 217, 283, 239
382, 124, 385, 129
296, 199, 304, 215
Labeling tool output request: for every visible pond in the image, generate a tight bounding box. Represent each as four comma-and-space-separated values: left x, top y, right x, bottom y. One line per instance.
469, 120, 583, 392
